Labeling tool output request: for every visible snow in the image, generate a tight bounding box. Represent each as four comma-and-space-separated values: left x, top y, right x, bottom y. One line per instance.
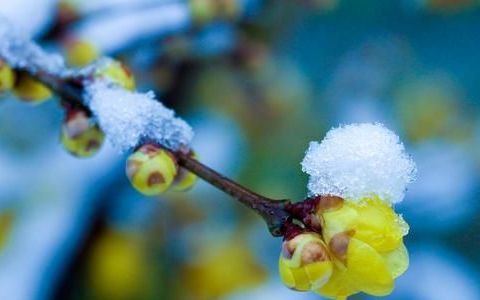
0, 17, 194, 152
301, 123, 416, 204
85, 81, 193, 152
72, 2, 190, 53
0, 0, 56, 37
0, 17, 66, 76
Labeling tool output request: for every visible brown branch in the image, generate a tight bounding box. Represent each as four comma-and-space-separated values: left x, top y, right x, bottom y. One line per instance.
16, 68, 307, 237
174, 150, 291, 236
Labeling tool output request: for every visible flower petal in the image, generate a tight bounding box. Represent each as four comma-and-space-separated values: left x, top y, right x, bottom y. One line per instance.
382, 242, 409, 278
347, 238, 394, 296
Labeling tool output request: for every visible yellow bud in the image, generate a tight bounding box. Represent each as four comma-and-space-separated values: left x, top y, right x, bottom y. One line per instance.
0, 211, 14, 249
190, 0, 216, 23
66, 39, 99, 67
126, 144, 178, 196
171, 151, 198, 192
87, 230, 150, 300
279, 233, 333, 291
190, 0, 240, 23
96, 60, 135, 90
61, 111, 105, 157
0, 60, 15, 92
13, 73, 52, 103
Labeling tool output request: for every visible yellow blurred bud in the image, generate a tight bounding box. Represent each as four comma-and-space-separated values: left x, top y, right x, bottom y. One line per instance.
190, 0, 240, 23
0, 60, 15, 92
279, 233, 333, 291
88, 230, 151, 300
96, 60, 135, 90
181, 238, 268, 299
66, 39, 99, 67
171, 151, 198, 192
0, 211, 14, 250
126, 144, 178, 196
60, 110, 105, 157
13, 73, 52, 103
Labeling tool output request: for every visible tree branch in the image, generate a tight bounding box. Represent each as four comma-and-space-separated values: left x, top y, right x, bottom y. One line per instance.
14, 67, 303, 237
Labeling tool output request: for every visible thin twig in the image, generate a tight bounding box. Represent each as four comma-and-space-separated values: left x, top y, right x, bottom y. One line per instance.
18, 69, 300, 236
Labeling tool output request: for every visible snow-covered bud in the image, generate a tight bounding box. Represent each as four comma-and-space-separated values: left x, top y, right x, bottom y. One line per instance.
95, 60, 135, 90
60, 109, 105, 157
126, 144, 178, 196
0, 60, 15, 92
13, 73, 52, 103
279, 233, 333, 291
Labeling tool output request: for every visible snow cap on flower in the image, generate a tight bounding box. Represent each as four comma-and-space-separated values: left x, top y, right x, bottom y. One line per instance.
302, 123, 416, 204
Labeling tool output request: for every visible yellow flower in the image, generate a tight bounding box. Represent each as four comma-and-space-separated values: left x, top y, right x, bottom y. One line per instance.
314, 197, 409, 299
279, 233, 333, 291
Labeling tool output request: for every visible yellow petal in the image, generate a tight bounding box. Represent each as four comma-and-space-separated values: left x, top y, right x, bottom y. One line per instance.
279, 257, 296, 289
279, 233, 333, 291
382, 242, 409, 278
304, 261, 333, 290
290, 265, 312, 291
347, 238, 393, 296
321, 204, 358, 243
351, 198, 407, 252
315, 267, 358, 299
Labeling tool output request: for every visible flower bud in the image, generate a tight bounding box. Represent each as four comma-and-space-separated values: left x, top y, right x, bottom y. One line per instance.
96, 60, 135, 90
61, 110, 105, 157
279, 233, 333, 291
66, 39, 99, 67
0, 60, 15, 92
190, 0, 240, 23
13, 73, 52, 103
126, 144, 178, 196
171, 151, 198, 192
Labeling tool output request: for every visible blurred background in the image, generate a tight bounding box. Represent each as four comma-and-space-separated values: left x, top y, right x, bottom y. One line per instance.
0, 0, 480, 299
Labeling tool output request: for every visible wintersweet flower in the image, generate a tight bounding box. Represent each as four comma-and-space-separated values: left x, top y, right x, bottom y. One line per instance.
278, 123, 416, 299
315, 196, 409, 299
